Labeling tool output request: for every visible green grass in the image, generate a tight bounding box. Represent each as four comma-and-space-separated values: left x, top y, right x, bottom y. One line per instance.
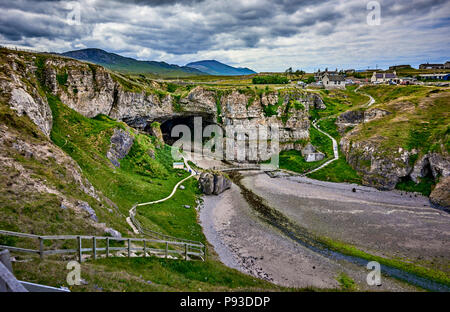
351, 87, 449, 155
136, 177, 204, 241
322, 236, 450, 288
13, 255, 294, 292
395, 176, 435, 196
309, 118, 362, 184
308, 155, 362, 184
309, 86, 369, 120
337, 273, 357, 291
3, 94, 298, 291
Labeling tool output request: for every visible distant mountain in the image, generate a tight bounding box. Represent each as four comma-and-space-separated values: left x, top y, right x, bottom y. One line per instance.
61, 48, 206, 77
185, 60, 256, 76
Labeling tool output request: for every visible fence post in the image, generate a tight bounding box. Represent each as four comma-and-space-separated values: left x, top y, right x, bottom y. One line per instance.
165, 242, 168, 259
92, 237, 96, 260
185, 243, 188, 261
128, 239, 131, 258
143, 241, 146, 257
106, 238, 109, 258
204, 245, 207, 262
77, 236, 82, 263
39, 237, 44, 261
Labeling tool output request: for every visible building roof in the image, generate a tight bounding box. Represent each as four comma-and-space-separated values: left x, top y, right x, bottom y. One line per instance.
325, 74, 345, 81
419, 73, 450, 77
420, 63, 443, 66
375, 72, 397, 79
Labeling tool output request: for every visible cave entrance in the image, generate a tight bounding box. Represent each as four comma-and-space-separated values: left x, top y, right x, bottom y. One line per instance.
153, 115, 218, 146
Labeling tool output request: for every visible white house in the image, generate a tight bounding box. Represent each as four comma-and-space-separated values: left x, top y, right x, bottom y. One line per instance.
322, 73, 346, 89
371, 71, 398, 83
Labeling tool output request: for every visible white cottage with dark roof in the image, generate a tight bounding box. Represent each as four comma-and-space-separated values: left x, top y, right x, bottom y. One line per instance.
322, 73, 346, 89
370, 71, 398, 83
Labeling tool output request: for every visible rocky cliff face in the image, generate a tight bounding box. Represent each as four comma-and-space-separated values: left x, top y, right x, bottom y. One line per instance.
0, 53, 53, 137
1, 50, 319, 166
339, 91, 450, 193
1, 51, 316, 147
336, 108, 391, 134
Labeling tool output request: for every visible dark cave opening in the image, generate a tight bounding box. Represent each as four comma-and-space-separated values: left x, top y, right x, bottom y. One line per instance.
154, 115, 217, 146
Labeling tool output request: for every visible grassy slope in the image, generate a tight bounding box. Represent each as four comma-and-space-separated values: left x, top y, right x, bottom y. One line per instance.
2, 92, 293, 291
353, 85, 450, 194
280, 87, 364, 183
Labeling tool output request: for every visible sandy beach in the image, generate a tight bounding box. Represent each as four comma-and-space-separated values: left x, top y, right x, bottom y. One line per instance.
200, 177, 421, 291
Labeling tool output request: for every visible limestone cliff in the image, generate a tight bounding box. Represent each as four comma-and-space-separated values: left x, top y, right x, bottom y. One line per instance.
339, 90, 450, 193
0, 49, 315, 154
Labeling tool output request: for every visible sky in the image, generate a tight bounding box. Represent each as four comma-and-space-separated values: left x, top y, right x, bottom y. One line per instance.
0, 0, 449, 72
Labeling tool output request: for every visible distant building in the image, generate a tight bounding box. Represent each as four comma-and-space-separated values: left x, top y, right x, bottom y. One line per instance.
445, 61, 450, 69
418, 73, 450, 80
314, 68, 339, 81
322, 73, 346, 89
419, 63, 445, 69
399, 77, 417, 85
370, 71, 398, 83
389, 65, 411, 70
173, 162, 184, 169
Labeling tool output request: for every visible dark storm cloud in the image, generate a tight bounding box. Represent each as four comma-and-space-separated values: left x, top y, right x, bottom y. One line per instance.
0, 0, 449, 71
0, 0, 346, 54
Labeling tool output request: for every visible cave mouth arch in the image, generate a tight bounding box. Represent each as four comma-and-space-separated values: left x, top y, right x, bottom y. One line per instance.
147, 114, 219, 146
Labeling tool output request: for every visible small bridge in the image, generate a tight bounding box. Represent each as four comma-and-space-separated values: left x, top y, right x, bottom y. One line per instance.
212, 164, 278, 172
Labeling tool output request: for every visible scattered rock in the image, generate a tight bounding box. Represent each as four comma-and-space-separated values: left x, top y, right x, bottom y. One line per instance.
184, 205, 191, 209
199, 172, 232, 195
106, 128, 134, 168
301, 143, 325, 162
76, 200, 98, 222
104, 227, 122, 238
430, 176, 450, 209
301, 143, 316, 156
305, 152, 325, 162
179, 185, 185, 190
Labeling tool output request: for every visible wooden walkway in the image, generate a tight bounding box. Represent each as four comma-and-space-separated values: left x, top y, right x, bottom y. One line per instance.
0, 230, 205, 262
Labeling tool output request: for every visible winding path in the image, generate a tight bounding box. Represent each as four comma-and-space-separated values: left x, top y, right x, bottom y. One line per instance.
297, 86, 375, 176
306, 119, 339, 175
126, 157, 197, 235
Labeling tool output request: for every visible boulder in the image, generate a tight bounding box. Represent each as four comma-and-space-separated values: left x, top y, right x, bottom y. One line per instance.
104, 228, 122, 238
106, 128, 134, 167
199, 172, 215, 195
301, 143, 316, 156
199, 172, 231, 195
301, 143, 325, 162
213, 174, 232, 195
430, 176, 450, 209
76, 200, 98, 222
305, 152, 325, 162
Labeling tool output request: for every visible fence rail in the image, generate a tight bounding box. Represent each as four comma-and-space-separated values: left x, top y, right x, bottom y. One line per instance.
0, 230, 205, 262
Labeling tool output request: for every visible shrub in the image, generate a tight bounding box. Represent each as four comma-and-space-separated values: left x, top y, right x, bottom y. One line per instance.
252, 75, 289, 84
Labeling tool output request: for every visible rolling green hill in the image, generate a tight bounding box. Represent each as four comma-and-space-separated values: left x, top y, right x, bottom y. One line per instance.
61, 48, 207, 78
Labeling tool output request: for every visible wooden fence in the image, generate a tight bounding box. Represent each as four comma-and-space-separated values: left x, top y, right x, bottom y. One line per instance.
0, 230, 205, 262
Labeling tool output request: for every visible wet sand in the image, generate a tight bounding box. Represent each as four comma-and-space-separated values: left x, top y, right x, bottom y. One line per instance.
240, 172, 450, 272
200, 181, 419, 291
